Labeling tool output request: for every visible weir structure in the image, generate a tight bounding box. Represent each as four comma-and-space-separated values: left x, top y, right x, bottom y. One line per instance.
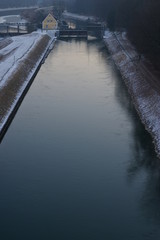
59, 22, 104, 39
59, 29, 88, 38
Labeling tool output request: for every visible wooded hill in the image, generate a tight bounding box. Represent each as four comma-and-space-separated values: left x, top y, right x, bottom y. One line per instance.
70, 0, 160, 68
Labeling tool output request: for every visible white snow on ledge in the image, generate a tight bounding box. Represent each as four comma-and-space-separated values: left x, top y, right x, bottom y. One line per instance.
104, 30, 160, 157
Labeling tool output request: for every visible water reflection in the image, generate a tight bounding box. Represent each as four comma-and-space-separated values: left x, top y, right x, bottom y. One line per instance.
100, 46, 156, 158
81, 39, 160, 233
104, 49, 160, 225
116, 68, 158, 169
1, 37, 160, 238
112, 65, 157, 171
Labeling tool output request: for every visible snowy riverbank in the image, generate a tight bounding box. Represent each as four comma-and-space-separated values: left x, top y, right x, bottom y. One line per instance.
0, 30, 56, 137
104, 30, 160, 157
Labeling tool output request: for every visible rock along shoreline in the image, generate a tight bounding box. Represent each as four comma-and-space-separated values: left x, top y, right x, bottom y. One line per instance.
104, 30, 160, 158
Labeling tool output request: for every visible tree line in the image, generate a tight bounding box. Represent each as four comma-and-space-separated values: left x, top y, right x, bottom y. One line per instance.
1, 0, 160, 66
69, 0, 160, 67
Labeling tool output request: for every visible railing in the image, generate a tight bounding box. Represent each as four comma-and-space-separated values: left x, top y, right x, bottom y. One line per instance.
0, 22, 28, 26
0, 22, 28, 36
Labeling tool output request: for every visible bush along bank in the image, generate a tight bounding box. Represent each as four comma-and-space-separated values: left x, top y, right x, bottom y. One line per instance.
104, 30, 160, 158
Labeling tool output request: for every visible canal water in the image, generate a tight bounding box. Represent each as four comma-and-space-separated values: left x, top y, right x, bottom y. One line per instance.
0, 39, 160, 240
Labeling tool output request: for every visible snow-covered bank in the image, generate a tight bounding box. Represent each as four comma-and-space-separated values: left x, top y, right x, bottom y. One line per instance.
0, 30, 56, 137
104, 30, 160, 157
0, 15, 27, 24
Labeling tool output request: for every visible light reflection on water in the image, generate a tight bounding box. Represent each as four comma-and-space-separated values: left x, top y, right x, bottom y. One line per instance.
0, 39, 160, 239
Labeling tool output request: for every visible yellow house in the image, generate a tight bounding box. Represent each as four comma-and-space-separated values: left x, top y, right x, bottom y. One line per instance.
42, 13, 58, 30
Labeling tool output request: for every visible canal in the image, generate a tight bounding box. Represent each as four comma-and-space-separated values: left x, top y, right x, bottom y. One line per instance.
0, 39, 160, 240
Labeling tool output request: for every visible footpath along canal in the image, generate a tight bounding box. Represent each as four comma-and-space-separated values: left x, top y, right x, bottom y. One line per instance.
0, 39, 160, 240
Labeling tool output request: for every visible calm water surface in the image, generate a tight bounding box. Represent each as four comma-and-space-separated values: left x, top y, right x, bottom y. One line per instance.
0, 39, 160, 240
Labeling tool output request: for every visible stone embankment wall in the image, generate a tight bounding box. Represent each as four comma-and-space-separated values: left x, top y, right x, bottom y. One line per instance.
104, 31, 160, 158
0, 34, 54, 138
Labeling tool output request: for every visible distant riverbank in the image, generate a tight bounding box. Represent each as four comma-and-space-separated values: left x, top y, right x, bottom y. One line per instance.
104, 30, 160, 158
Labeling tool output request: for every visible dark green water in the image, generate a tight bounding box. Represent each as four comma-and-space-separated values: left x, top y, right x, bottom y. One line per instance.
0, 39, 160, 240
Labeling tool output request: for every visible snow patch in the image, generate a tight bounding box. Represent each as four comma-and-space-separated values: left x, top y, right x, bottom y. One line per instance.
0, 15, 27, 24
